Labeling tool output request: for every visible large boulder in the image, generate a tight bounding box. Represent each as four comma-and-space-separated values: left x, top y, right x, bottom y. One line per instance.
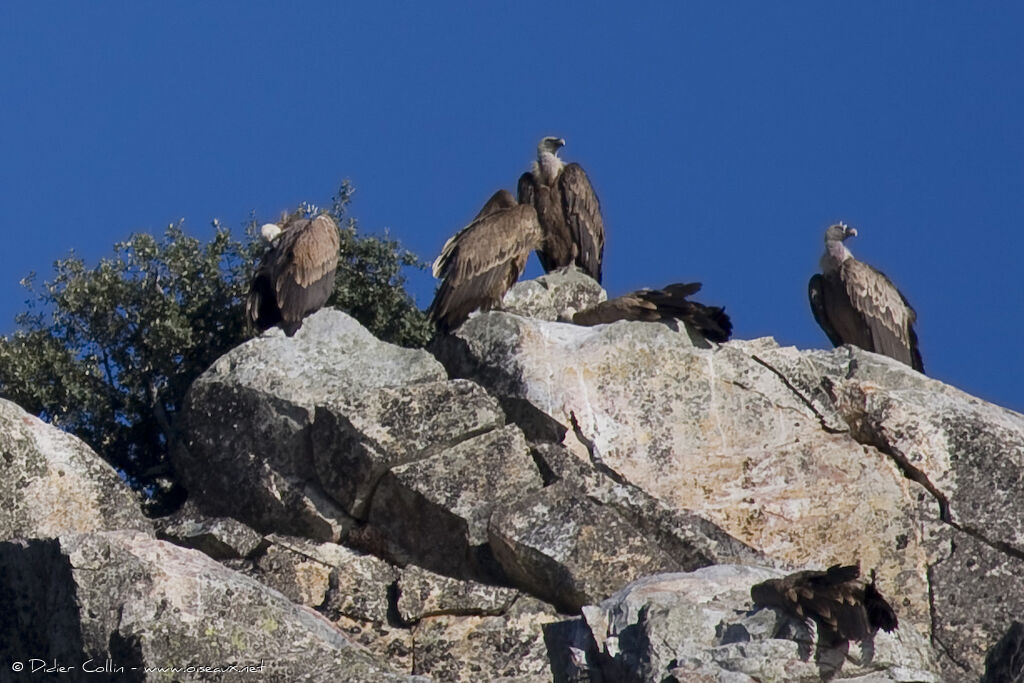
433, 311, 931, 625
565, 566, 940, 682
0, 398, 149, 540
0, 531, 422, 681
175, 309, 448, 541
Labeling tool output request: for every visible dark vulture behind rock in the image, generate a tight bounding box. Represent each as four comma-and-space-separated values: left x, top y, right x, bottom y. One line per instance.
981, 621, 1024, 683
518, 136, 604, 282
428, 190, 543, 333
809, 223, 924, 372
750, 564, 898, 643
570, 282, 732, 342
246, 212, 340, 337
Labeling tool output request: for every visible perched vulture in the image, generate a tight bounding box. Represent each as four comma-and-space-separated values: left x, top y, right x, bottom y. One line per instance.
809, 223, 924, 372
246, 212, 340, 336
518, 136, 605, 282
428, 189, 543, 333
751, 564, 898, 643
568, 282, 732, 342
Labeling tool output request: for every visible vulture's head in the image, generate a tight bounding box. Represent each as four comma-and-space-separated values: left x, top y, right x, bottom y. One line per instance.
538, 136, 566, 155
824, 222, 857, 243
261, 222, 284, 243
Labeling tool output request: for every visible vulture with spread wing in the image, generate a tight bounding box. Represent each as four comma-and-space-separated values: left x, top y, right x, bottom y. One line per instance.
809, 223, 924, 372
751, 564, 898, 643
518, 136, 604, 282
428, 190, 543, 333
568, 282, 731, 342
246, 212, 340, 336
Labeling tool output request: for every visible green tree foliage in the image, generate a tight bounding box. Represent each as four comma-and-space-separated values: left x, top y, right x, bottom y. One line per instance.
0, 183, 431, 513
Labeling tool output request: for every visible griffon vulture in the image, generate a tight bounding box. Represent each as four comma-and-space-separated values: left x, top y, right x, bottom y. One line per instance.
428, 190, 543, 333
751, 564, 898, 643
246, 212, 340, 336
809, 223, 924, 372
568, 282, 732, 342
518, 136, 605, 282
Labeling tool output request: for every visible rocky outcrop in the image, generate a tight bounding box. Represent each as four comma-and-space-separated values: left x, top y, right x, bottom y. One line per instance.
0, 531, 421, 681
0, 398, 150, 540
6, 271, 1024, 680
433, 311, 932, 624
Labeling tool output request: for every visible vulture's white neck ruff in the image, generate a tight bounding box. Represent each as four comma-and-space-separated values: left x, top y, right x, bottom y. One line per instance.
822, 240, 853, 272
536, 151, 564, 185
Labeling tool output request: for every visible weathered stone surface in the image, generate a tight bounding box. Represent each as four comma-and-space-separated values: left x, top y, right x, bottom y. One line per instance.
332, 614, 415, 678
411, 595, 561, 682
926, 525, 1024, 681
765, 344, 1024, 675
252, 543, 333, 608
396, 564, 519, 623
201, 308, 445, 405
435, 312, 931, 627
366, 424, 544, 578
256, 534, 398, 623
175, 309, 444, 541
0, 398, 150, 540
312, 379, 505, 518
0, 531, 422, 681
532, 443, 767, 572
489, 481, 684, 612
257, 536, 414, 675
500, 268, 606, 322
778, 344, 1024, 542
576, 566, 940, 682
154, 507, 262, 560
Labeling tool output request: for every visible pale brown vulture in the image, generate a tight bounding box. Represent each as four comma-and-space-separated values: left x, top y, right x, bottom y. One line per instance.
751, 564, 898, 643
428, 190, 543, 333
246, 212, 340, 336
568, 282, 732, 342
809, 223, 924, 372
518, 137, 604, 282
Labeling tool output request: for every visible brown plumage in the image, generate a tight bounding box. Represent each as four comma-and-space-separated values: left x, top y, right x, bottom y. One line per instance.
429, 190, 543, 333
809, 223, 924, 372
518, 137, 604, 282
246, 212, 340, 337
750, 564, 898, 643
569, 282, 732, 342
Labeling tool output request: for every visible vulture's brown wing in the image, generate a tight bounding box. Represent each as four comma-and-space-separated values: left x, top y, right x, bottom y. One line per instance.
751, 564, 896, 643
273, 215, 340, 334
559, 163, 604, 282
572, 294, 660, 326
839, 259, 922, 372
573, 282, 731, 341
429, 203, 543, 333
474, 188, 518, 220
434, 190, 519, 279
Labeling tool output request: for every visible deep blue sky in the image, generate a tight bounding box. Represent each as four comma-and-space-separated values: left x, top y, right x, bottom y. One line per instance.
2, 3, 1022, 412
